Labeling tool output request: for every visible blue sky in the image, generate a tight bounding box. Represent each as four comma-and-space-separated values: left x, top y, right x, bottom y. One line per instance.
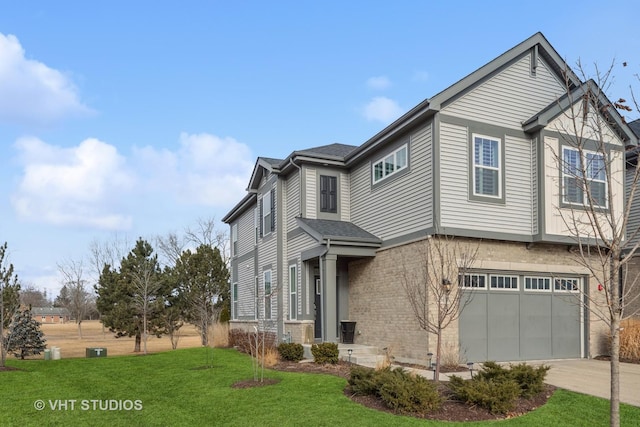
1, 1, 639, 299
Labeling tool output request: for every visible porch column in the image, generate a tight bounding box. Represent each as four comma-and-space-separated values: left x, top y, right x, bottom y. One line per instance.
324, 254, 338, 343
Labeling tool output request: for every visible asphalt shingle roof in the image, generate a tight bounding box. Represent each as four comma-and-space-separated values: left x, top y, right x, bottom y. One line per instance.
297, 218, 381, 243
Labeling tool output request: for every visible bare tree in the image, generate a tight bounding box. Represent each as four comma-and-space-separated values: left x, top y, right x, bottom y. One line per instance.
155, 232, 186, 268
57, 258, 92, 339
184, 217, 230, 265
19, 284, 50, 308
131, 261, 163, 355
547, 61, 639, 427
400, 235, 478, 381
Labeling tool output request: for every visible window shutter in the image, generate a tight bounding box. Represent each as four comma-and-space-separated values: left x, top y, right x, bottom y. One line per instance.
320, 176, 328, 211
328, 176, 337, 213
259, 198, 263, 237
270, 188, 275, 231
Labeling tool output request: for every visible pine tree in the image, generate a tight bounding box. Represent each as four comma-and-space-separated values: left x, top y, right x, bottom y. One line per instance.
7, 309, 47, 360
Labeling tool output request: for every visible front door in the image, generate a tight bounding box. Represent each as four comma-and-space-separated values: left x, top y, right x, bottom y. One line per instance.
314, 277, 322, 340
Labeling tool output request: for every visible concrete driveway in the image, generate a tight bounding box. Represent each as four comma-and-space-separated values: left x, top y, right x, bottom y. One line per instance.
542, 359, 640, 407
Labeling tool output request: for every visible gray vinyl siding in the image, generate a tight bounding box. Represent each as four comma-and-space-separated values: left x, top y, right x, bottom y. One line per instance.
626, 165, 640, 250
237, 257, 256, 319
350, 123, 433, 240
236, 205, 256, 257
285, 169, 300, 233
287, 232, 317, 317
442, 54, 565, 130
258, 184, 278, 324
532, 138, 539, 235
305, 167, 317, 219
439, 122, 534, 234
340, 171, 350, 221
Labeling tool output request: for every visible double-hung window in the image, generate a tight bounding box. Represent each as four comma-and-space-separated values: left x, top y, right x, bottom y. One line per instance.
562, 147, 607, 207
232, 283, 238, 320
372, 144, 408, 184
263, 270, 272, 319
231, 223, 238, 257
473, 135, 501, 198
261, 189, 275, 236
289, 264, 297, 320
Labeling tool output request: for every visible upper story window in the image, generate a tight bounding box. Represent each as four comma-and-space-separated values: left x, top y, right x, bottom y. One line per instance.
562, 147, 607, 208
473, 135, 501, 198
260, 188, 275, 236
372, 144, 408, 184
320, 175, 337, 213
231, 223, 238, 256
263, 270, 272, 319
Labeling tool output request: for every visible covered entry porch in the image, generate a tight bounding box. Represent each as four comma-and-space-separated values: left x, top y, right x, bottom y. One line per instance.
297, 218, 381, 343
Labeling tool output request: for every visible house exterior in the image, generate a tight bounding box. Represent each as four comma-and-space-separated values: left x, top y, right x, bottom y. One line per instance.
223, 32, 638, 363
623, 119, 640, 319
31, 307, 70, 324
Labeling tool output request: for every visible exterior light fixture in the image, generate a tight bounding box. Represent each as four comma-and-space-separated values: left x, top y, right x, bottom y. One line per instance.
427, 352, 433, 369
467, 362, 474, 378
442, 278, 452, 293
347, 348, 353, 364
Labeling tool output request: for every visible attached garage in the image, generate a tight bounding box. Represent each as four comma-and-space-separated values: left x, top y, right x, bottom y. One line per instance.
459, 273, 585, 362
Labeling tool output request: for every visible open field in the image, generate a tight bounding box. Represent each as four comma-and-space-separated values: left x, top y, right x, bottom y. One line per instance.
40, 320, 203, 358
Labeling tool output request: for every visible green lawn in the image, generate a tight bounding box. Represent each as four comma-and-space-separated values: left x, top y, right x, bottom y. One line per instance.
1, 348, 638, 426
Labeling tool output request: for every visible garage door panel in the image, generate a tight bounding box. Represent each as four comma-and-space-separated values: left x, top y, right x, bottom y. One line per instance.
520, 294, 552, 360
488, 293, 520, 361
552, 294, 581, 358
459, 292, 487, 363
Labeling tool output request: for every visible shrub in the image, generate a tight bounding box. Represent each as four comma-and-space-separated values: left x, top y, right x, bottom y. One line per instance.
378, 368, 442, 414
348, 365, 380, 396
311, 342, 339, 364
228, 329, 277, 356
448, 361, 550, 414
509, 363, 550, 397
449, 375, 521, 414
277, 343, 304, 362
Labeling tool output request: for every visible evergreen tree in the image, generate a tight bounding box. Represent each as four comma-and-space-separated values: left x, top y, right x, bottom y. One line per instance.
7, 309, 46, 360
1, 242, 21, 367
95, 238, 167, 352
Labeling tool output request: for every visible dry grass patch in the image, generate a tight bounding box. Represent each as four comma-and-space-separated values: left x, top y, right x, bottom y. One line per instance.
620, 318, 640, 362
38, 320, 202, 358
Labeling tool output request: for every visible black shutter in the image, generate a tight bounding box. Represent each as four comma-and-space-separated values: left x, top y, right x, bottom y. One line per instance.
270, 188, 275, 231
259, 198, 263, 237
328, 176, 337, 213
320, 176, 328, 212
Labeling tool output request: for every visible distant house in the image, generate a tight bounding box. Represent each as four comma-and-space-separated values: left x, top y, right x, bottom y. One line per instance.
31, 307, 70, 324
223, 32, 638, 363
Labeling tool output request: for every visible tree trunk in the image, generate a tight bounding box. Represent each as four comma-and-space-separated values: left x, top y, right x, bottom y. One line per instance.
435, 328, 442, 381
77, 320, 83, 339
610, 316, 621, 427
134, 333, 141, 352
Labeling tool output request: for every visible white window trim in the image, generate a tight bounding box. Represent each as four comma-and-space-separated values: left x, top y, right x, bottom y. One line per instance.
232, 283, 238, 320
263, 270, 272, 319
231, 223, 238, 257
562, 147, 608, 208
289, 264, 297, 320
524, 276, 552, 293
372, 144, 408, 184
489, 274, 519, 291
460, 273, 487, 289
262, 191, 272, 236
472, 134, 502, 199
554, 277, 580, 293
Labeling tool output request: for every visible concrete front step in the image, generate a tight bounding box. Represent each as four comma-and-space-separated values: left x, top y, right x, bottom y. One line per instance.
301, 343, 381, 363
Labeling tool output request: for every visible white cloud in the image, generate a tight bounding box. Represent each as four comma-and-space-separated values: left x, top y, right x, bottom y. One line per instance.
0, 33, 92, 126
366, 75, 391, 90
12, 137, 134, 230
362, 96, 404, 123
132, 132, 254, 207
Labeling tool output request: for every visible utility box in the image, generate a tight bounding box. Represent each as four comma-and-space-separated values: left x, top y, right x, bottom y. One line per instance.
86, 347, 107, 358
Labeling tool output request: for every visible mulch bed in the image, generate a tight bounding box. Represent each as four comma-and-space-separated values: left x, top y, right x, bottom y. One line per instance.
256, 360, 556, 422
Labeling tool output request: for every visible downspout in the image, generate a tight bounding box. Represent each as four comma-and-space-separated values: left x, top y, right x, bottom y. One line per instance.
289, 157, 302, 217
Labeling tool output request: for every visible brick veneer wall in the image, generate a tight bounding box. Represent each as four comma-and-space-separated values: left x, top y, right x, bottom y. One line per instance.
348, 237, 608, 364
